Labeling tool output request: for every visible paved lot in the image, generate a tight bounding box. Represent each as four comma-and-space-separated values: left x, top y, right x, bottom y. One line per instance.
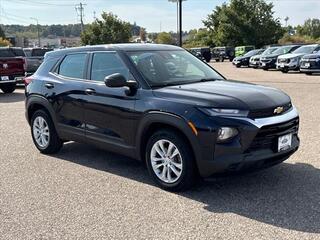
0, 62, 319, 239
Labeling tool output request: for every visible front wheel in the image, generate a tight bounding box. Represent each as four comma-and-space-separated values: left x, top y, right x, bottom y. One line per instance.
31, 110, 63, 154
0, 84, 16, 93
146, 130, 197, 191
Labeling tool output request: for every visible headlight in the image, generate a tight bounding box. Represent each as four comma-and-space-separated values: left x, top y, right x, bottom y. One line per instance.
291, 57, 299, 62
199, 108, 249, 117
217, 127, 238, 142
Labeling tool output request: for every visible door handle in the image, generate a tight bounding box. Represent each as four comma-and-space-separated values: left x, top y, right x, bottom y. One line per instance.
45, 83, 54, 89
85, 88, 96, 95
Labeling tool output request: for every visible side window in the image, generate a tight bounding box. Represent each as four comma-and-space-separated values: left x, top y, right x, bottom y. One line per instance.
91, 52, 129, 81
58, 53, 87, 79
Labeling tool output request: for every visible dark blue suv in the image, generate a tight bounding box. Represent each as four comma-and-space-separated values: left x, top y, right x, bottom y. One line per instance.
25, 44, 300, 191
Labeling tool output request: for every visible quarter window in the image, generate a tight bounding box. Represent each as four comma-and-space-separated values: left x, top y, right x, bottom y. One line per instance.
59, 53, 87, 79
91, 52, 129, 81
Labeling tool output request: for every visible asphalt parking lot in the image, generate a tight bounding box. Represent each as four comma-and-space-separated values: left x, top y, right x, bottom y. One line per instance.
0, 62, 319, 240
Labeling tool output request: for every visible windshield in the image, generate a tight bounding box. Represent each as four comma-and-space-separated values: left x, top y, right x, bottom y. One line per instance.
127, 50, 224, 87
273, 46, 293, 55
243, 49, 261, 57
262, 47, 278, 56
293, 45, 318, 54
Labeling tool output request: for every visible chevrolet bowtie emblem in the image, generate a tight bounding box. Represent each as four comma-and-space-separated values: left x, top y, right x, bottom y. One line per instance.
3, 63, 8, 69
274, 106, 284, 114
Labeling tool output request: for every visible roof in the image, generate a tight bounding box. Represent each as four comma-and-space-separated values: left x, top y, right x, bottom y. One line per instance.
46, 43, 182, 58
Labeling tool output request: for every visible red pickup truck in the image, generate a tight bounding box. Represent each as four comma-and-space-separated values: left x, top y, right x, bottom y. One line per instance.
0, 47, 26, 93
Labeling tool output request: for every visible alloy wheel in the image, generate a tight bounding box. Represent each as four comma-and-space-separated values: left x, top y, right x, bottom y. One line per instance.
150, 139, 183, 183
33, 116, 50, 148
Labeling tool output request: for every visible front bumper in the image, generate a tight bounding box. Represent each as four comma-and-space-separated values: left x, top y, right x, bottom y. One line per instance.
276, 60, 300, 71
260, 59, 277, 69
249, 60, 260, 68
196, 107, 300, 177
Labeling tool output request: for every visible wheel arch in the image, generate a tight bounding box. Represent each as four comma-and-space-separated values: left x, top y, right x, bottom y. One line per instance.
26, 95, 57, 128
136, 111, 201, 170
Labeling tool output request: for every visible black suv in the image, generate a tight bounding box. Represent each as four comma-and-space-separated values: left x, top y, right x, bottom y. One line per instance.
25, 44, 300, 191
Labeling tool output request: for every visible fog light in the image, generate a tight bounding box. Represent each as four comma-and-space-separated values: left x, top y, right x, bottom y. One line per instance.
217, 127, 238, 142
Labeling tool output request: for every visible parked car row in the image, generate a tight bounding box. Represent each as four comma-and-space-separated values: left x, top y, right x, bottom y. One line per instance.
232, 44, 320, 75
0, 46, 52, 93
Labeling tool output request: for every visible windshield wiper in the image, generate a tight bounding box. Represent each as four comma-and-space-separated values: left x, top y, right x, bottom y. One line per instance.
199, 78, 220, 82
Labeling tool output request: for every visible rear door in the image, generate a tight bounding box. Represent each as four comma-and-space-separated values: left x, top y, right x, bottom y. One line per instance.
46, 53, 88, 141
82, 51, 137, 150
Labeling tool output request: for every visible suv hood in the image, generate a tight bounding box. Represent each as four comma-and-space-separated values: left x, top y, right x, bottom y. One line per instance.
302, 53, 320, 59
278, 53, 306, 59
153, 80, 290, 111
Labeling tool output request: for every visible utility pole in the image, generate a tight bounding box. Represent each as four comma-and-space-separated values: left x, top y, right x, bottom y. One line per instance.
169, 0, 186, 47
75, 2, 86, 33
30, 17, 40, 47
178, 0, 182, 47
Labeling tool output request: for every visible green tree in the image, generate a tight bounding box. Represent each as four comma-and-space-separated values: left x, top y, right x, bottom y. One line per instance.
81, 12, 132, 45
156, 32, 174, 44
0, 26, 5, 38
297, 18, 320, 39
203, 0, 284, 47
183, 28, 214, 48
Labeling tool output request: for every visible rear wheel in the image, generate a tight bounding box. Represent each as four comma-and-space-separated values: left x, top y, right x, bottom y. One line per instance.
146, 130, 197, 191
0, 84, 16, 93
31, 110, 63, 154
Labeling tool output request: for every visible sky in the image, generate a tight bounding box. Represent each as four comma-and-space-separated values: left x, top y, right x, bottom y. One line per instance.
0, 0, 320, 32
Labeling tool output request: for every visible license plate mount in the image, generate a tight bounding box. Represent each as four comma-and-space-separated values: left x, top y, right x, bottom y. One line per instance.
278, 133, 292, 152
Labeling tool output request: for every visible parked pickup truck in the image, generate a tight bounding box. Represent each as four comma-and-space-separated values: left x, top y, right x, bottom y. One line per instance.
23, 48, 53, 75
0, 47, 26, 93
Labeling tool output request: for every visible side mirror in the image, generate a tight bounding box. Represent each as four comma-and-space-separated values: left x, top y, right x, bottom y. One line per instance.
105, 73, 127, 88
104, 73, 138, 95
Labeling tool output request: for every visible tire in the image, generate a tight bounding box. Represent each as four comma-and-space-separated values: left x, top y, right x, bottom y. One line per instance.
145, 129, 197, 191
31, 110, 63, 154
263, 68, 268, 71
306, 72, 312, 75
215, 59, 220, 62
281, 69, 289, 73
0, 84, 16, 93
220, 57, 224, 62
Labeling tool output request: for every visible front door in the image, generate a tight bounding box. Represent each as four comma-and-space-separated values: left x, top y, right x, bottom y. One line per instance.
82, 51, 138, 151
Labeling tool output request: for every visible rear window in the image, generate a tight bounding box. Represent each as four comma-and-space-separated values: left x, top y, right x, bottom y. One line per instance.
12, 48, 25, 57
58, 53, 87, 79
32, 49, 52, 57
0, 49, 15, 57
0, 48, 25, 57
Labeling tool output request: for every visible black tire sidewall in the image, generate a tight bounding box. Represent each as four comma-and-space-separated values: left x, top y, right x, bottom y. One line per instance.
145, 130, 196, 191
31, 110, 62, 154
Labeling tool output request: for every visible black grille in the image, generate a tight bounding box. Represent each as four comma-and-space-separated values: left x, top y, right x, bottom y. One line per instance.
246, 117, 299, 153
249, 102, 292, 119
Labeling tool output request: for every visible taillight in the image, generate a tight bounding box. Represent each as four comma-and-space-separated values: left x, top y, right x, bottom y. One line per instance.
24, 76, 34, 86
23, 57, 27, 71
